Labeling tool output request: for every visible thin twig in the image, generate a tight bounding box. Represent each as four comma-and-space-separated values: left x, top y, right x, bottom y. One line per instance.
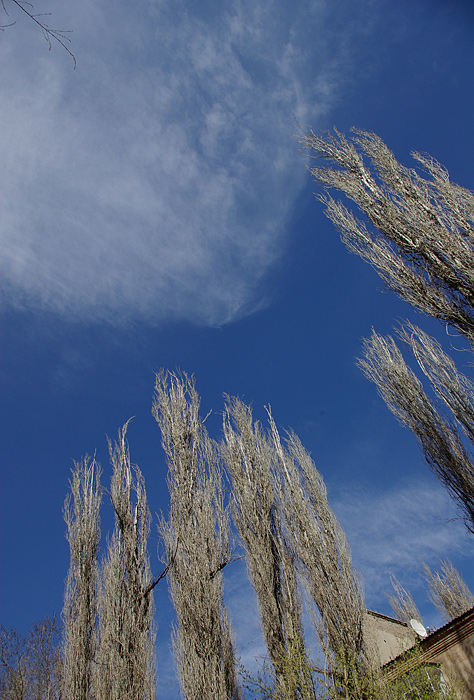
2, 0, 76, 66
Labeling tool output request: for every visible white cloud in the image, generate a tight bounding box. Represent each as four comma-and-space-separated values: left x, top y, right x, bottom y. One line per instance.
331, 477, 474, 616
0, 0, 341, 326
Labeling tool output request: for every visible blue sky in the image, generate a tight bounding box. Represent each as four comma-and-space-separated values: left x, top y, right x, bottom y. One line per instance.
1, 0, 474, 696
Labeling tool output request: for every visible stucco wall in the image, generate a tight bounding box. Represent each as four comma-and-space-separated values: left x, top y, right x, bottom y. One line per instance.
363, 610, 417, 666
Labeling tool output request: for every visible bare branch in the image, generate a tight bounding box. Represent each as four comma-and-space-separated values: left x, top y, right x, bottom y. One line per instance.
422, 560, 474, 622
300, 128, 474, 345
386, 572, 422, 625
2, 0, 76, 66
399, 322, 474, 445
358, 330, 474, 532
141, 544, 177, 599
0, 617, 62, 700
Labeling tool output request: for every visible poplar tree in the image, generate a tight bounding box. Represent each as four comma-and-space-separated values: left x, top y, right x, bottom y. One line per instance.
267, 410, 370, 698
62, 456, 102, 700
97, 422, 156, 700
386, 573, 422, 626
153, 371, 239, 700
422, 560, 474, 622
358, 326, 474, 530
222, 397, 313, 700
302, 128, 474, 533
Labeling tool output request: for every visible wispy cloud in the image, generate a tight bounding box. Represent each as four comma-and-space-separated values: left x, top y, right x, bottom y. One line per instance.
331, 478, 474, 619
0, 0, 344, 326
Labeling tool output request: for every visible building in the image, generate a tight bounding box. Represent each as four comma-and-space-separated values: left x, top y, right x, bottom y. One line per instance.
366, 607, 474, 698
363, 609, 417, 667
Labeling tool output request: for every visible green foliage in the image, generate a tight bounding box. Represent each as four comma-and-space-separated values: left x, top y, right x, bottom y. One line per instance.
238, 646, 374, 700
238, 650, 319, 700
240, 642, 460, 700
384, 644, 461, 700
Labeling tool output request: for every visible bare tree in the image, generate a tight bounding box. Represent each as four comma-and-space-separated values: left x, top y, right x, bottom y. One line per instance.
1, 0, 76, 66
0, 617, 62, 700
300, 128, 474, 345
422, 560, 474, 622
153, 371, 239, 700
96, 422, 156, 700
62, 456, 102, 700
267, 411, 370, 699
302, 128, 474, 533
386, 573, 422, 626
0, 625, 28, 700
222, 397, 314, 700
25, 617, 62, 700
358, 328, 474, 532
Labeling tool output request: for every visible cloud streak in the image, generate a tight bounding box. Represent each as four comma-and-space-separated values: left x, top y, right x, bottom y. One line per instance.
1, 0, 342, 326
332, 478, 474, 616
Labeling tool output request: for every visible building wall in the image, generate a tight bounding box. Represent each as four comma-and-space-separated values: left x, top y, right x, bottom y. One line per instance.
422, 612, 474, 699
363, 610, 417, 666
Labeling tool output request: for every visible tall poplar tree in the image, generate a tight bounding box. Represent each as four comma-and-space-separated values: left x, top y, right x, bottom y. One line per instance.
96, 422, 156, 700
153, 371, 239, 700
62, 456, 102, 700
267, 410, 370, 698
222, 397, 313, 700
302, 128, 474, 533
